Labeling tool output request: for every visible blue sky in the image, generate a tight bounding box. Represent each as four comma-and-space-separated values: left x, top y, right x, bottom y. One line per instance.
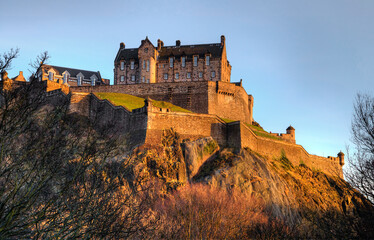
1, 0, 374, 163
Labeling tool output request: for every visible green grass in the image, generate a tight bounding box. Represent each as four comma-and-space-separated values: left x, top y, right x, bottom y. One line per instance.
94, 92, 191, 113
244, 123, 283, 141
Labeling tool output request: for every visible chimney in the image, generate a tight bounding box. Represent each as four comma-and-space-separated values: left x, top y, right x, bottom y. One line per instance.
176, 40, 181, 46
157, 39, 161, 50
221, 35, 225, 46
120, 42, 125, 49
19, 71, 23, 77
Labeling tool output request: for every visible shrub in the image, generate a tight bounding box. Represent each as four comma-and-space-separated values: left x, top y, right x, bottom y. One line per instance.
155, 184, 268, 239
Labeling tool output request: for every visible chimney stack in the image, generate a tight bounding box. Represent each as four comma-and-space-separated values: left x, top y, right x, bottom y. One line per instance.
221, 35, 225, 46
157, 39, 162, 50
120, 42, 125, 49
176, 40, 181, 46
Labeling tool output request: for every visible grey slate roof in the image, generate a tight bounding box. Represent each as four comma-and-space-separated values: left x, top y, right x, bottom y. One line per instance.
115, 43, 223, 62
158, 43, 223, 60
43, 65, 103, 82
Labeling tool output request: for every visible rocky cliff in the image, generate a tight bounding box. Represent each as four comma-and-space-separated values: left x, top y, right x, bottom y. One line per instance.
129, 131, 373, 238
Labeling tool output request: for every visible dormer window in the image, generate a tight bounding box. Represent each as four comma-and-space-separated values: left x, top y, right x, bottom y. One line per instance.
130, 61, 135, 70
182, 57, 186, 67
120, 61, 125, 70
193, 56, 198, 66
63, 73, 69, 83
48, 72, 54, 81
205, 55, 210, 66
169, 57, 174, 68
77, 76, 82, 86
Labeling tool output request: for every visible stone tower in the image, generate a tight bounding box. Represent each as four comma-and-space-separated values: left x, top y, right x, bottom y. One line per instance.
338, 151, 345, 166
286, 125, 295, 141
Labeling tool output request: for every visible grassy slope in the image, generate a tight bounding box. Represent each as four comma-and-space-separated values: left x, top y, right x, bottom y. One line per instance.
94, 92, 191, 113
220, 117, 283, 141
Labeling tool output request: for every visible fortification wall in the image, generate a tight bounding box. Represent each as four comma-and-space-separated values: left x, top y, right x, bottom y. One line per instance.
70, 81, 252, 123
89, 94, 147, 147
68, 91, 342, 178
145, 105, 227, 146
228, 122, 343, 178
208, 81, 252, 124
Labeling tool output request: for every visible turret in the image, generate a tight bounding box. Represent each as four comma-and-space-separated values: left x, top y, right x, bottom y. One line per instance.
286, 125, 295, 140
338, 151, 345, 166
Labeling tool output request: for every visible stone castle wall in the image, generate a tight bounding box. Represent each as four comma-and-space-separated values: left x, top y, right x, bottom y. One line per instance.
72, 92, 343, 178
70, 81, 252, 123
227, 122, 343, 177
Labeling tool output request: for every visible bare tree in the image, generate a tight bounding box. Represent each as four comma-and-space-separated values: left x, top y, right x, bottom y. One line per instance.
0, 50, 159, 239
0, 48, 19, 74
346, 93, 374, 203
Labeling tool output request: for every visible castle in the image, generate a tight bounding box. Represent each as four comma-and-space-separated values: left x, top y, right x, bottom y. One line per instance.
0, 36, 345, 178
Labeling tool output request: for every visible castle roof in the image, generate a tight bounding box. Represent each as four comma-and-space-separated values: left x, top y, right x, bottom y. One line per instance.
115, 43, 223, 62
158, 43, 223, 60
287, 125, 295, 130
42, 65, 103, 82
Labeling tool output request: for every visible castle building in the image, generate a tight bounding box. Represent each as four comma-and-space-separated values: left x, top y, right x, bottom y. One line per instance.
114, 35, 231, 85
37, 65, 108, 87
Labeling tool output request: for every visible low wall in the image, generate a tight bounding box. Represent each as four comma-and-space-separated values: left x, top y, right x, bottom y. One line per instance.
228, 122, 343, 178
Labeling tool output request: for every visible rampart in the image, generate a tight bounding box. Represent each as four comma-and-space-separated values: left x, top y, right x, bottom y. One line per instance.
70, 81, 253, 123
227, 122, 344, 177
85, 93, 343, 178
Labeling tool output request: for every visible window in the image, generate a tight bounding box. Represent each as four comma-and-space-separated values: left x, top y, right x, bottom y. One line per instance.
182, 57, 186, 67
143, 60, 145, 69
91, 79, 95, 86
187, 72, 191, 79
146, 60, 150, 72
169, 57, 173, 68
164, 73, 168, 80
175, 73, 179, 79
131, 75, 135, 81
120, 75, 124, 82
147, 79, 149, 83
142, 76, 145, 83
199, 72, 203, 78
193, 56, 198, 66
211, 71, 216, 78
48, 72, 54, 81
130, 61, 134, 70
77, 76, 82, 86
205, 55, 210, 66
144, 48, 148, 53
120, 61, 125, 70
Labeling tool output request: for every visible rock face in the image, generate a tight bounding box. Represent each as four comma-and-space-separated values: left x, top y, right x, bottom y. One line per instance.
130, 131, 373, 238
192, 148, 374, 238
182, 137, 219, 180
